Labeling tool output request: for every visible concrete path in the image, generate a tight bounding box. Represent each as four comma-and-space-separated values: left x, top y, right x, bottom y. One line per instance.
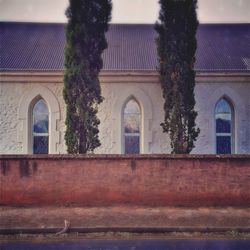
0, 206, 249, 233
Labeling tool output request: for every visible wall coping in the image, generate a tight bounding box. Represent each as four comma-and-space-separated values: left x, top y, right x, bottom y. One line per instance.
0, 154, 250, 160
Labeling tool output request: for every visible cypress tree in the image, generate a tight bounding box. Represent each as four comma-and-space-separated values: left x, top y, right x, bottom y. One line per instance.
155, 0, 200, 153
63, 0, 112, 153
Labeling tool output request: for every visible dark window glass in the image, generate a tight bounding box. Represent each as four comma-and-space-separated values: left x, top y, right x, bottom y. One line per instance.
215, 98, 233, 154
125, 136, 140, 154
215, 99, 231, 114
33, 136, 49, 154
33, 119, 48, 133
216, 118, 231, 133
33, 99, 49, 133
216, 136, 231, 154
32, 99, 49, 154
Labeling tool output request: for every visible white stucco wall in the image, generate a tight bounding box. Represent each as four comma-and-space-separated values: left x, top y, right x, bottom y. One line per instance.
96, 82, 170, 154
0, 82, 66, 154
0, 72, 249, 154
194, 81, 250, 154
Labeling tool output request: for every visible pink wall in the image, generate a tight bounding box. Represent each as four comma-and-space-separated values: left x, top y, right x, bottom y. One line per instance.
1, 155, 250, 207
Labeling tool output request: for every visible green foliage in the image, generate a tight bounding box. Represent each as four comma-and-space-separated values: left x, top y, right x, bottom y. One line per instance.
63, 0, 112, 154
155, 0, 200, 153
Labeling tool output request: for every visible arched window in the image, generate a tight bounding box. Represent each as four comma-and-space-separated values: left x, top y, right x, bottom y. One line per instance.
123, 99, 141, 154
32, 99, 49, 154
215, 98, 234, 154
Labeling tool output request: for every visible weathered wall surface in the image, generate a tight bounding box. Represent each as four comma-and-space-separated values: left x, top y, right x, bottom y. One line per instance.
0, 155, 250, 207
0, 81, 66, 154
0, 72, 249, 154
194, 78, 250, 154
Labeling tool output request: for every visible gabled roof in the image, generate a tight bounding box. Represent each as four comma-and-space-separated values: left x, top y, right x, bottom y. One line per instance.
0, 22, 249, 72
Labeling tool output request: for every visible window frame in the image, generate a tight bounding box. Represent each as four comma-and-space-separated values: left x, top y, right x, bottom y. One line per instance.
215, 97, 234, 154
122, 98, 141, 154
31, 98, 50, 154
18, 86, 60, 154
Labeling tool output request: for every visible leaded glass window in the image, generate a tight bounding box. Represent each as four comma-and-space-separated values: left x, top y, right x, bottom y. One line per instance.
215, 98, 233, 154
124, 99, 140, 154
32, 99, 49, 154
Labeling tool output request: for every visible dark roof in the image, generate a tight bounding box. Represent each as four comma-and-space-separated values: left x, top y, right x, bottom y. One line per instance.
0, 22, 249, 72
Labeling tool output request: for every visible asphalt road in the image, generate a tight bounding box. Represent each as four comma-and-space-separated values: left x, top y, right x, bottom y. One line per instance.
1, 239, 250, 250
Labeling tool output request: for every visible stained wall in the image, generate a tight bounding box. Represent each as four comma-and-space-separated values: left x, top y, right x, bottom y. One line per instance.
0, 155, 250, 207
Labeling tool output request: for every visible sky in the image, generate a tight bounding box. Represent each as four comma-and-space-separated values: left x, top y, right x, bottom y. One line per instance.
0, 0, 249, 24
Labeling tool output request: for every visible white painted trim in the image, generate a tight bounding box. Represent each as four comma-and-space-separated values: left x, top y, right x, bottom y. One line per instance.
18, 85, 60, 154
1, 70, 250, 77
1, 71, 249, 84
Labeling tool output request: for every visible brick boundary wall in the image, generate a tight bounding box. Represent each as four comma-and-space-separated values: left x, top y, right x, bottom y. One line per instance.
0, 155, 250, 207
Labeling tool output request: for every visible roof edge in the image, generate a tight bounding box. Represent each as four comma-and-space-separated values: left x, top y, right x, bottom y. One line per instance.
1, 21, 250, 26
1, 70, 250, 77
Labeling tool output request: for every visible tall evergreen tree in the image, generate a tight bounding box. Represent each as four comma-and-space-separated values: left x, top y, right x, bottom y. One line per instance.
155, 0, 200, 153
63, 0, 112, 153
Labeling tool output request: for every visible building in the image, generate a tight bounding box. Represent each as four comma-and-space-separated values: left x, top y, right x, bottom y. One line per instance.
0, 22, 249, 154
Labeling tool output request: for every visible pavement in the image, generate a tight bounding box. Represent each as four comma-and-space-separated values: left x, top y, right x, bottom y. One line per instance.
0, 206, 249, 234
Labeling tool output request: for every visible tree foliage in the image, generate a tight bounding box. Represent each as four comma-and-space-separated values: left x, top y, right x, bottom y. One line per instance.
63, 0, 112, 154
155, 0, 200, 153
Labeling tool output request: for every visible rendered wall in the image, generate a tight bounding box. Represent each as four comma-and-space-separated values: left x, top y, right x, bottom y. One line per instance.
0, 72, 249, 154
0, 155, 250, 207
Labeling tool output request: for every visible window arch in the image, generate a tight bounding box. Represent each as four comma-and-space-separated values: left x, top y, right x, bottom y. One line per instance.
18, 85, 60, 154
32, 99, 49, 154
113, 87, 153, 154
215, 97, 234, 154
123, 98, 141, 154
